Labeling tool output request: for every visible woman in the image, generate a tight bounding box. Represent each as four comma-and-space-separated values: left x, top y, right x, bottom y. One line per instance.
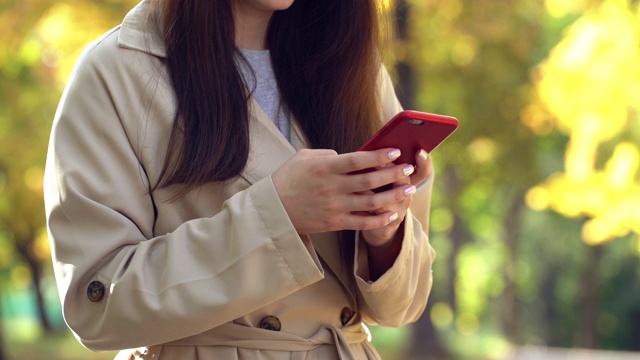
44, 0, 436, 359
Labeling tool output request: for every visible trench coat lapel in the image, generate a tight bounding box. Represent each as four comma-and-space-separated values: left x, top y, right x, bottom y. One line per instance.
241, 100, 356, 304
239, 99, 296, 185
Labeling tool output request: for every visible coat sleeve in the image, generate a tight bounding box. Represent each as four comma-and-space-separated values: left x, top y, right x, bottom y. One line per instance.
352, 65, 436, 327
44, 34, 324, 351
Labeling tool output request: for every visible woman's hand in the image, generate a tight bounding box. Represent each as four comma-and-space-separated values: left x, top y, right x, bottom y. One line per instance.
272, 148, 416, 235
361, 149, 432, 247
360, 149, 432, 280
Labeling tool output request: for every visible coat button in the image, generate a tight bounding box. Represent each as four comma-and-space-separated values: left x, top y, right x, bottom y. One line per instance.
87, 281, 106, 302
341, 307, 354, 326
260, 316, 281, 331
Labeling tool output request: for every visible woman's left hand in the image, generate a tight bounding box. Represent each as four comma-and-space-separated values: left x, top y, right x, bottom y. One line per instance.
361, 149, 432, 247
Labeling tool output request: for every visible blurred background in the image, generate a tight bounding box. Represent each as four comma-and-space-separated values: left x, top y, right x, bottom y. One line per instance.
0, 0, 639, 359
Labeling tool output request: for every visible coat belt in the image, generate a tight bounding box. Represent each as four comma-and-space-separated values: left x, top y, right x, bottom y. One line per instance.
119, 322, 380, 360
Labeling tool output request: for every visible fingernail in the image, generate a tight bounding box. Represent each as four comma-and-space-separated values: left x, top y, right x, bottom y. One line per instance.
388, 149, 401, 161
403, 165, 415, 176
404, 185, 417, 197
418, 150, 428, 161
389, 213, 399, 222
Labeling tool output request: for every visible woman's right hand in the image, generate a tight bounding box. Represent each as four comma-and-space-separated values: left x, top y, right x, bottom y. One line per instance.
272, 148, 415, 235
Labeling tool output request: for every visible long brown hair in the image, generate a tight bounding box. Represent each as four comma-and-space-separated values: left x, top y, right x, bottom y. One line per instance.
158, 0, 383, 192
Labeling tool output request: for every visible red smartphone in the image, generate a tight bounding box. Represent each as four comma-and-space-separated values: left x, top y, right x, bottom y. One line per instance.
360, 110, 459, 165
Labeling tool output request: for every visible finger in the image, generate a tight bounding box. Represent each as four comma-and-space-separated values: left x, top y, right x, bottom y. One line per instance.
347, 183, 416, 212
370, 173, 411, 198
410, 149, 433, 185
390, 174, 411, 187
295, 148, 339, 160
343, 163, 415, 193
330, 148, 401, 174
340, 211, 400, 231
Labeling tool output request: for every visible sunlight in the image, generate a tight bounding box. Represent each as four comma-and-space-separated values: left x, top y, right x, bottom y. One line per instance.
605, 143, 639, 189
525, 185, 550, 211
544, 0, 587, 18
438, 0, 463, 21
528, 0, 640, 245
455, 312, 479, 337
467, 137, 496, 164
633, 236, 640, 256
10, 264, 32, 290
431, 207, 454, 233
431, 302, 454, 329
451, 37, 477, 66
23, 166, 44, 193
32, 229, 51, 261
38, 4, 72, 43
35, 3, 121, 86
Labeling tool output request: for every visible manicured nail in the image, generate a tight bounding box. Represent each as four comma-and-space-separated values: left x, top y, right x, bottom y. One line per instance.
403, 165, 415, 176
418, 149, 428, 161
404, 185, 417, 197
389, 213, 399, 222
388, 149, 401, 161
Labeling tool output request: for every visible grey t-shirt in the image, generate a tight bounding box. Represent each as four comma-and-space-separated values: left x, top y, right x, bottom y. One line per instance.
237, 48, 291, 141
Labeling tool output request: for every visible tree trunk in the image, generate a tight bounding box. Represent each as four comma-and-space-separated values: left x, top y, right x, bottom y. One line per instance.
393, 0, 415, 110
442, 166, 471, 311
575, 244, 602, 348
15, 239, 54, 333
631, 310, 640, 351
500, 193, 526, 342
408, 301, 449, 360
0, 295, 7, 360
393, 1, 448, 358
540, 264, 561, 347
29, 257, 54, 333
407, 165, 467, 359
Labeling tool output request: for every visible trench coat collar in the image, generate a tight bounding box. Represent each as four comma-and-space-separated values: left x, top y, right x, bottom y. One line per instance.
118, 0, 166, 58
116, 0, 353, 302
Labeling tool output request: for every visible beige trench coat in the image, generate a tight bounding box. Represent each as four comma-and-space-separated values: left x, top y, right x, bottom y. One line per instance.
44, 1, 436, 359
